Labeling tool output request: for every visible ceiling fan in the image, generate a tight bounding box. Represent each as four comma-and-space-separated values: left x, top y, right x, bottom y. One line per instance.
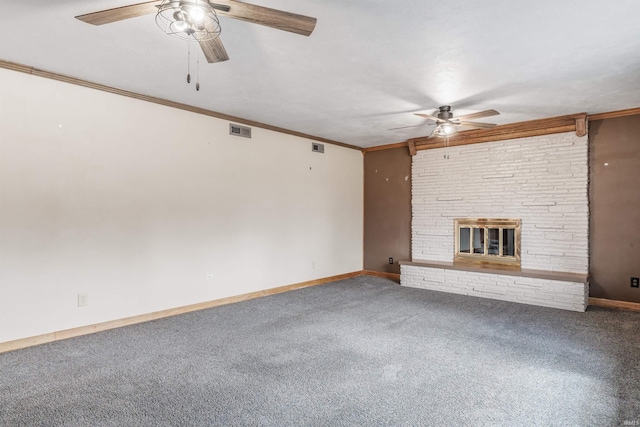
75, 0, 317, 64
393, 106, 500, 138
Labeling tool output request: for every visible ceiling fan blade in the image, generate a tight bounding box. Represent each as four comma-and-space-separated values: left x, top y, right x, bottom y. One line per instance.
213, 0, 316, 36
458, 121, 497, 129
388, 123, 432, 131
199, 36, 229, 63
75, 1, 161, 25
454, 109, 500, 121
76, 0, 316, 36
209, 3, 231, 12
414, 113, 443, 122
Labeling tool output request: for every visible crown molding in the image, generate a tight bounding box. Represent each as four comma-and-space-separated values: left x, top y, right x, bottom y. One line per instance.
0, 59, 362, 152
362, 141, 408, 154
589, 107, 640, 121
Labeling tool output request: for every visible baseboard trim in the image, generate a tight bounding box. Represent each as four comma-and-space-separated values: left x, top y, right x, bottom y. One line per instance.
589, 297, 640, 312
362, 270, 401, 282
0, 271, 362, 354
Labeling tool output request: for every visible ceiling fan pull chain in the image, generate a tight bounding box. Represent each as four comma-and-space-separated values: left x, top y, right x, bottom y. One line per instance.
196, 49, 200, 91
187, 43, 191, 84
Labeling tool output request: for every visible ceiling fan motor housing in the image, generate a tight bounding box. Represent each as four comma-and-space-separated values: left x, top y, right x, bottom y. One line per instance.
438, 105, 453, 121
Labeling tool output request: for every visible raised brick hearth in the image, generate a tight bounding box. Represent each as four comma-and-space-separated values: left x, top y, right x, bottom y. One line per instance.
401, 261, 588, 312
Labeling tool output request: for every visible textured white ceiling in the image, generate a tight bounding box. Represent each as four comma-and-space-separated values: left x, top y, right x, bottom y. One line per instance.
3, 0, 640, 148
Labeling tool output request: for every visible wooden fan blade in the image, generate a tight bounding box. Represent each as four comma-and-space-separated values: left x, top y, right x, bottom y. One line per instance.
389, 123, 430, 131
454, 109, 500, 121
213, 0, 316, 36
414, 113, 443, 122
76, 1, 161, 25
199, 36, 229, 63
77, 0, 316, 36
458, 121, 497, 129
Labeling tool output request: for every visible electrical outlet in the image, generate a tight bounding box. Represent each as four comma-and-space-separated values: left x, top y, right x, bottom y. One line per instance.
78, 293, 88, 307
206, 273, 214, 281
312, 260, 316, 269
389, 257, 394, 265
631, 277, 639, 288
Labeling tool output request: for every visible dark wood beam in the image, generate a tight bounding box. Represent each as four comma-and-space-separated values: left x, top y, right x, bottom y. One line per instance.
573, 113, 588, 137
411, 113, 587, 151
407, 140, 417, 156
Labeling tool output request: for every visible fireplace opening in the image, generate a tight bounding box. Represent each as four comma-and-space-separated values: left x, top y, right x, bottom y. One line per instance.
454, 218, 521, 267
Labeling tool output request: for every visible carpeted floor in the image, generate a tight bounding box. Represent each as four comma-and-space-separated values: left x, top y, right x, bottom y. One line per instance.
1, 276, 639, 426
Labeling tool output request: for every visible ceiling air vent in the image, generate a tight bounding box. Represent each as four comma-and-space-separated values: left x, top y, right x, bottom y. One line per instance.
312, 142, 324, 153
229, 124, 251, 138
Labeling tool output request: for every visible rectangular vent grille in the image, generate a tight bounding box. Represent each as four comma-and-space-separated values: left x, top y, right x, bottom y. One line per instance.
229, 124, 252, 138
312, 142, 325, 153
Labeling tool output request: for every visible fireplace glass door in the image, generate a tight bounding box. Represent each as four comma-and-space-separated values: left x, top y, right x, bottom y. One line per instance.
454, 219, 521, 267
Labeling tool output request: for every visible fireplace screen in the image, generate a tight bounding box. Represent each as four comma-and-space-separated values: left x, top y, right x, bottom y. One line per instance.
454, 218, 521, 266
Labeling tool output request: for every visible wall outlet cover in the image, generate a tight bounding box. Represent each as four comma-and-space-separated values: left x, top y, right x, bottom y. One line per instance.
631, 277, 639, 288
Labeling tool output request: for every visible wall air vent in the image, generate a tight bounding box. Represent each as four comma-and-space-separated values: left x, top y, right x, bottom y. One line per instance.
229, 124, 252, 138
312, 142, 324, 153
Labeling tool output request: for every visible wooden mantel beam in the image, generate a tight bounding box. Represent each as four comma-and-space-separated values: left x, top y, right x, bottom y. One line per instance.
410, 112, 589, 152
573, 113, 588, 137
407, 139, 417, 156
366, 107, 640, 154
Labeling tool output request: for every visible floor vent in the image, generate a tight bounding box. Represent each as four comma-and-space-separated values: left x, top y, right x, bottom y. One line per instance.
230, 124, 252, 138
312, 142, 325, 153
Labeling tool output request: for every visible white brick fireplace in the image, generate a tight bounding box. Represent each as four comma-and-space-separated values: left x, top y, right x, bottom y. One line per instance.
401, 132, 589, 311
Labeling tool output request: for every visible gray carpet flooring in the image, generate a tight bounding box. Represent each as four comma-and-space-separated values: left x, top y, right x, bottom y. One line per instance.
1, 276, 639, 426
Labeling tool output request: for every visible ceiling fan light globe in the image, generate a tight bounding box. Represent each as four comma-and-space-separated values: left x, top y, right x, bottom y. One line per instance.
173, 10, 186, 22
442, 124, 455, 135
186, 6, 205, 22
171, 19, 189, 32
432, 122, 458, 138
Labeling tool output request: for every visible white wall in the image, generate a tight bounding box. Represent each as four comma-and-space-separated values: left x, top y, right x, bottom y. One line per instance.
411, 133, 589, 273
0, 68, 363, 343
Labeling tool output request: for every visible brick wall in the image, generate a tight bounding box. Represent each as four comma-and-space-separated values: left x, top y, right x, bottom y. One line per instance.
402, 265, 588, 312
412, 132, 589, 274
